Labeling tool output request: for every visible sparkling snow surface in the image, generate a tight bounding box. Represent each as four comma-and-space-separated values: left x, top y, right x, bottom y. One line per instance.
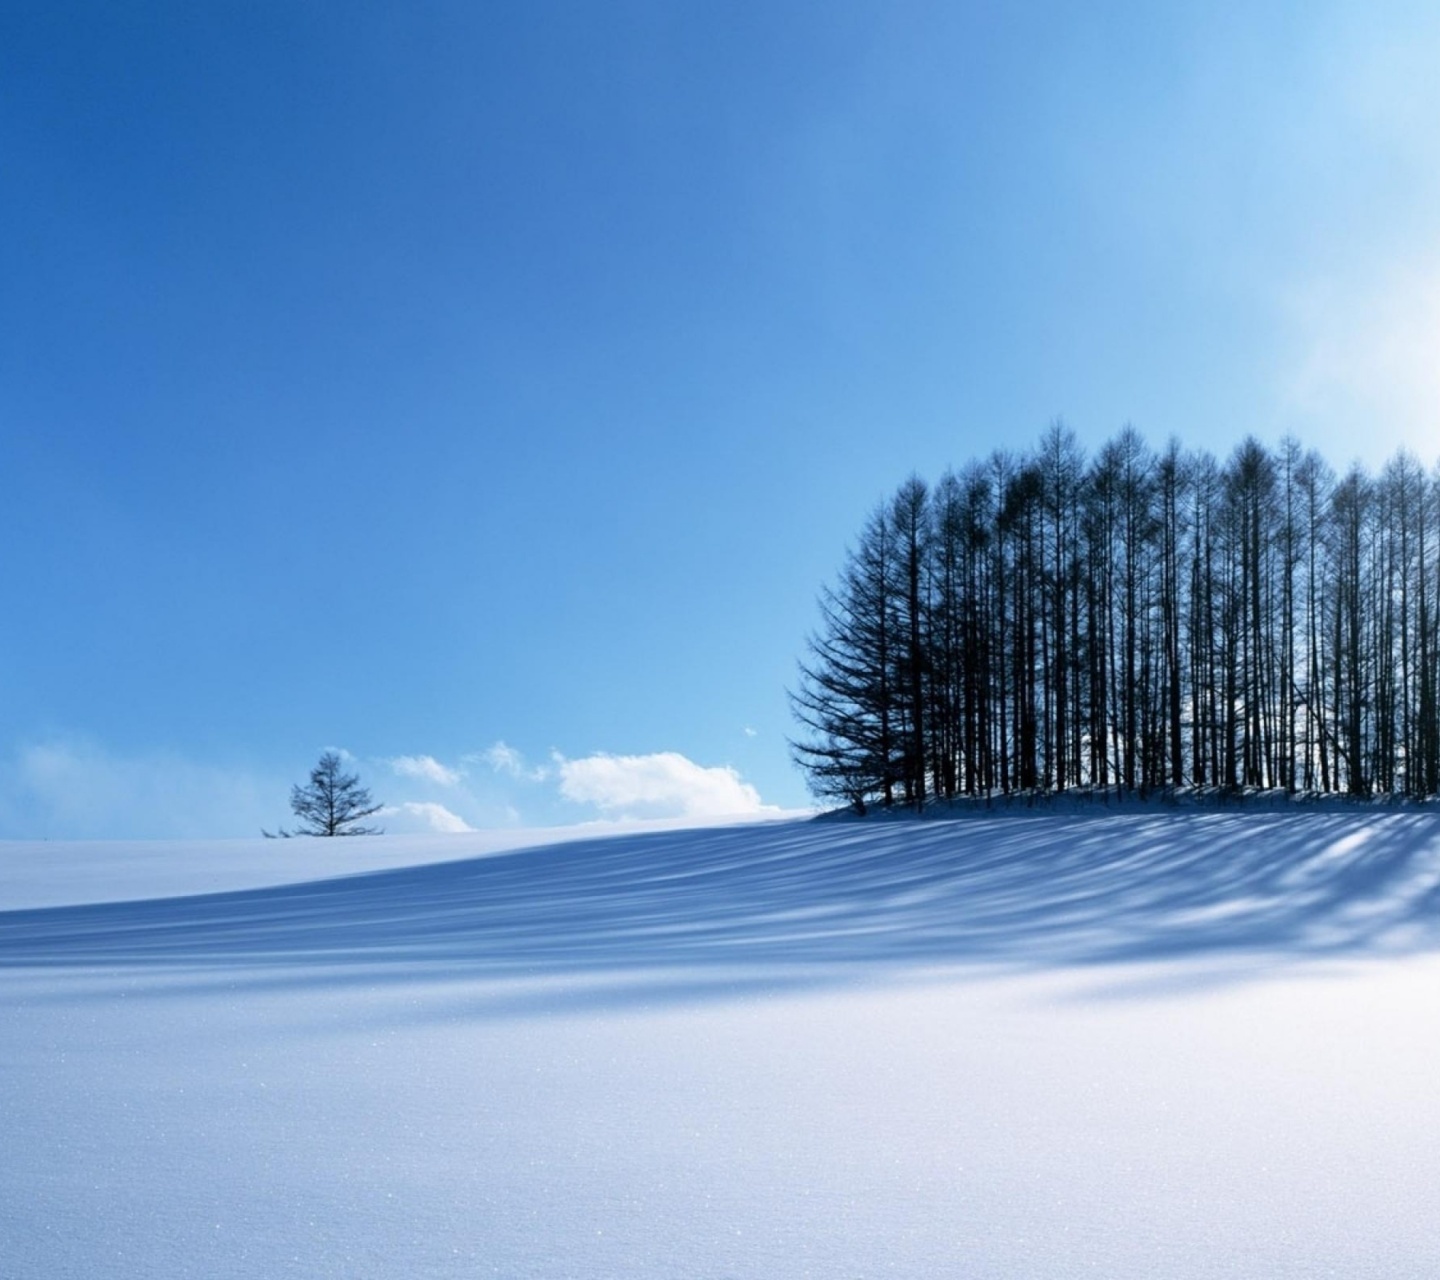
4, 812, 1440, 1277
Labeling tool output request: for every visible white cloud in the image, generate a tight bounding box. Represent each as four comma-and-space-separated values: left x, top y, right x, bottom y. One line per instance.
385, 801, 475, 834
390, 754, 463, 786
477, 741, 550, 782
744, 726, 758, 737
555, 751, 771, 820
0, 736, 771, 839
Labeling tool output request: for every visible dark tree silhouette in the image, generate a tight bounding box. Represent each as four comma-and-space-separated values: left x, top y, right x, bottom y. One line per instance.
266, 751, 384, 837
789, 506, 902, 812
792, 427, 1440, 810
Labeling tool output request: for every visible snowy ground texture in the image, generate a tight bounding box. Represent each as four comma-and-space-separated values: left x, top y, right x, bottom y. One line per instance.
4, 809, 1440, 1278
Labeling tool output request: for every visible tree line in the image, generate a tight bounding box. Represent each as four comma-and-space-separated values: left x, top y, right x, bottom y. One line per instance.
791, 425, 1440, 811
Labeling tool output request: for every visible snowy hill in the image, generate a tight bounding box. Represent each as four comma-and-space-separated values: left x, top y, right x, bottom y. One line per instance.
4, 812, 1440, 1277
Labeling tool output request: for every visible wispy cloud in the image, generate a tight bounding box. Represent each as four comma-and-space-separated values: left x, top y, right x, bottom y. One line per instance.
476, 741, 551, 782
1264, 9, 1440, 468
384, 801, 475, 834
0, 736, 774, 839
1281, 252, 1440, 466
390, 754, 463, 786
554, 751, 772, 820
0, 738, 276, 840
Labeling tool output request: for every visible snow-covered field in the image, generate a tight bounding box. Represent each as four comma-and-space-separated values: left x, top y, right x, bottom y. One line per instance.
4, 810, 1440, 1278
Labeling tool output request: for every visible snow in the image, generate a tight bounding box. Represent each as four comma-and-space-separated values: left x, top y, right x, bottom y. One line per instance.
3, 811, 1440, 1277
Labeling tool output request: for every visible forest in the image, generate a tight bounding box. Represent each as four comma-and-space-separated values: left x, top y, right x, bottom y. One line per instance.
791, 426, 1440, 811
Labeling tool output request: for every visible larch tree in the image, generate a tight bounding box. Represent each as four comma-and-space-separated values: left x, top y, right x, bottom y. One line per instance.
266, 751, 384, 837
791, 426, 1440, 811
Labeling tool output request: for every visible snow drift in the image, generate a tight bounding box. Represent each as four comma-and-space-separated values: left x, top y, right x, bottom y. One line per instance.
3, 811, 1440, 1277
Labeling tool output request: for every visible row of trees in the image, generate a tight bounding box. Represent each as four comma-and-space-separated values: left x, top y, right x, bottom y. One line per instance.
791, 426, 1440, 811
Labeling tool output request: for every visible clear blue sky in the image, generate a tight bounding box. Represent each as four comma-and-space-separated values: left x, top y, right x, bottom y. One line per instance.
4, 1, 1439, 837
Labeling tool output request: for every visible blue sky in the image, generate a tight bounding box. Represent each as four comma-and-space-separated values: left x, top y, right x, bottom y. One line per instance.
4, 1, 1440, 837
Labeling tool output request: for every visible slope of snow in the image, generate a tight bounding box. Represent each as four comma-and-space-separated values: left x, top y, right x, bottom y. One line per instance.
3, 811, 1439, 1277
0, 809, 806, 909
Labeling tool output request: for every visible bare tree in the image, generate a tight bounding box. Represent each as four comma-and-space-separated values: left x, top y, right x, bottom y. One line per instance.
266, 751, 384, 836
793, 427, 1440, 808
789, 505, 903, 812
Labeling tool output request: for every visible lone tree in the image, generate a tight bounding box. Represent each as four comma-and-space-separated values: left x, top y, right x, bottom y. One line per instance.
267, 751, 384, 837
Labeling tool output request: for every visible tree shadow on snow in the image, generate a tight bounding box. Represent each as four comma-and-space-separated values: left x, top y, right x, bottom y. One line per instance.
4, 811, 1440, 1014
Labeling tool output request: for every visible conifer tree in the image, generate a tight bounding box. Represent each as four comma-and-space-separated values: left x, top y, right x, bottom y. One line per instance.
266, 751, 384, 837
